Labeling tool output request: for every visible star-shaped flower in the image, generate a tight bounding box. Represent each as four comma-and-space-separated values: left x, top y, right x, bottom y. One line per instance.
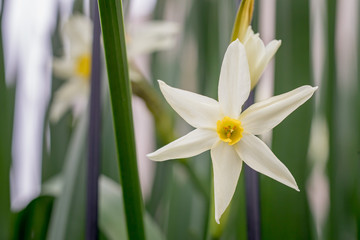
50, 15, 179, 122
147, 40, 317, 223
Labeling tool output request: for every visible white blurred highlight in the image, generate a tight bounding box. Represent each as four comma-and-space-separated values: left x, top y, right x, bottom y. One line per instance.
3, 0, 60, 210
256, 0, 276, 146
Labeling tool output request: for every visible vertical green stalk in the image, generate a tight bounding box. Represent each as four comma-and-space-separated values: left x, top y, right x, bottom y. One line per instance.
326, 0, 359, 238
261, 0, 313, 239
195, 0, 221, 98
324, 0, 338, 239
98, 0, 145, 239
47, 114, 88, 240
0, 0, 12, 238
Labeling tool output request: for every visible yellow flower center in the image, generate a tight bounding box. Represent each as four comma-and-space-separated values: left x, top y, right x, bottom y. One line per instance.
75, 54, 91, 80
216, 116, 244, 145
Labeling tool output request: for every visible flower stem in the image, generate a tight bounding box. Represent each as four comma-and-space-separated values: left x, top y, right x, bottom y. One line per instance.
0, 0, 12, 238
206, 179, 231, 240
85, 0, 102, 239
243, 91, 261, 240
98, 0, 146, 239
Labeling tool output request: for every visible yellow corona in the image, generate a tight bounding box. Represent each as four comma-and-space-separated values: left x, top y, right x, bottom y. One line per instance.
216, 116, 244, 145
75, 54, 91, 79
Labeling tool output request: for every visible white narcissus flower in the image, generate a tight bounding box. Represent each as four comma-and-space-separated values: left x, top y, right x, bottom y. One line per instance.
51, 15, 179, 122
51, 15, 92, 122
241, 26, 281, 89
147, 40, 317, 224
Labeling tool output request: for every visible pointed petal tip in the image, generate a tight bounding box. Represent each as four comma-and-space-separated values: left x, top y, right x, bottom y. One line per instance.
215, 210, 221, 224
292, 182, 300, 192
289, 180, 300, 192
230, 38, 244, 49
305, 85, 318, 94
146, 152, 155, 160
146, 152, 162, 161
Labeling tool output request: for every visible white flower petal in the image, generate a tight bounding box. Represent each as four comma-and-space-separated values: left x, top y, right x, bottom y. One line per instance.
235, 134, 299, 191
50, 81, 80, 122
240, 85, 318, 135
127, 21, 179, 59
211, 141, 242, 224
242, 26, 281, 88
52, 58, 75, 79
147, 129, 218, 161
158, 80, 221, 129
50, 80, 88, 122
63, 15, 92, 58
218, 40, 250, 118
254, 39, 281, 82
50, 97, 72, 123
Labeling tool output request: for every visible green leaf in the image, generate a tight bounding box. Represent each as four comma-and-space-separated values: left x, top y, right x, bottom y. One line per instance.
43, 175, 164, 240
99, 176, 164, 240
98, 0, 145, 239
12, 196, 54, 240
0, 0, 14, 238
260, 1, 313, 239
165, 168, 195, 240
324, 0, 359, 238
101, 88, 120, 183
46, 114, 87, 240
194, 0, 222, 97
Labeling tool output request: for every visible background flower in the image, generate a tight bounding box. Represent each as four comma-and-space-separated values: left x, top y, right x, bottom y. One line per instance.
50, 15, 179, 122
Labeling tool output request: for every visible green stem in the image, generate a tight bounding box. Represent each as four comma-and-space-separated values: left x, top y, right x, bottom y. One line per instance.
0, 0, 12, 238
98, 1, 145, 239
206, 179, 230, 240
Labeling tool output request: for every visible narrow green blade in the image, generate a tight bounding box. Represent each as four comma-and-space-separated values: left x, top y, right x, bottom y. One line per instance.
46, 114, 87, 240
325, 0, 359, 238
98, 0, 145, 239
0, 0, 13, 237
12, 196, 54, 240
260, 1, 313, 239
99, 176, 164, 240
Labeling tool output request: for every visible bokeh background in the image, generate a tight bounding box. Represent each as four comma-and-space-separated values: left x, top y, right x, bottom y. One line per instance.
0, 0, 359, 239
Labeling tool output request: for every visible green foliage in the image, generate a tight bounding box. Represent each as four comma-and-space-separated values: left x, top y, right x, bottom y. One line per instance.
46, 114, 87, 240
325, 0, 360, 239
0, 0, 14, 237
12, 196, 54, 240
260, 1, 313, 239
98, 0, 145, 239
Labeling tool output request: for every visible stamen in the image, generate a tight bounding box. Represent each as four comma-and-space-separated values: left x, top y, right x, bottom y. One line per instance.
75, 54, 91, 80
216, 116, 244, 145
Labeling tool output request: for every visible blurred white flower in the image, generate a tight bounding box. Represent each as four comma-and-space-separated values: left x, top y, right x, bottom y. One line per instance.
51, 15, 92, 122
147, 40, 317, 224
50, 15, 179, 122
241, 26, 281, 89
126, 21, 179, 59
